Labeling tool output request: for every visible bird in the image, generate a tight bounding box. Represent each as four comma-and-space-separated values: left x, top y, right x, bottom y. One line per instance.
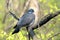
12, 9, 35, 36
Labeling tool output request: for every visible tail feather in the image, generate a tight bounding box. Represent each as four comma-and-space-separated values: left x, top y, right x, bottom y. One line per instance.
12, 26, 20, 34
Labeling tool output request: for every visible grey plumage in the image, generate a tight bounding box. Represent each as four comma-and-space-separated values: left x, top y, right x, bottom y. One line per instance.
12, 9, 35, 34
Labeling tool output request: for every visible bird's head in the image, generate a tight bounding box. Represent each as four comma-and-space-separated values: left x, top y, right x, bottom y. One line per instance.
28, 9, 34, 13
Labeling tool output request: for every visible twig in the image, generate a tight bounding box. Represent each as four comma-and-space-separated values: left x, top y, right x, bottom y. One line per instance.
20, 0, 30, 17
48, 32, 60, 40
2, 0, 10, 23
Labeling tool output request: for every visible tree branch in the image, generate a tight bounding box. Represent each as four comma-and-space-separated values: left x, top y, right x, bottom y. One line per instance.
9, 11, 19, 20
33, 11, 60, 30
48, 32, 60, 40
9, 11, 60, 30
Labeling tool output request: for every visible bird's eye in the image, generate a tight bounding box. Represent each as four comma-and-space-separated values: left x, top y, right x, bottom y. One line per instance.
28, 11, 32, 13
28, 9, 34, 13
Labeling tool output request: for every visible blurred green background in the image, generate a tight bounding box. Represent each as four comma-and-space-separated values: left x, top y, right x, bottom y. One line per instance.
0, 0, 60, 40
